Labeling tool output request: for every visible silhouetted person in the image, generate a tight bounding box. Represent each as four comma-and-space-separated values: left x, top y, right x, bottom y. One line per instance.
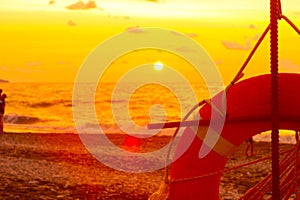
0, 89, 3, 130
245, 137, 254, 157
0, 93, 7, 134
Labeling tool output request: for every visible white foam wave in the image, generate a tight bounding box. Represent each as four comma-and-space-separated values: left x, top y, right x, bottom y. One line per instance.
253, 130, 298, 144
4, 113, 41, 124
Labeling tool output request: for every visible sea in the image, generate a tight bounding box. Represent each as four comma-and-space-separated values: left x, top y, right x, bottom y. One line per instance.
0, 82, 297, 144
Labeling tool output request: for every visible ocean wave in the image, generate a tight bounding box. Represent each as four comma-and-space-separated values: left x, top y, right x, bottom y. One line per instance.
74, 122, 176, 136
15, 100, 73, 108
253, 132, 297, 144
101, 99, 127, 104
4, 113, 42, 124
75, 122, 116, 134
29, 102, 55, 108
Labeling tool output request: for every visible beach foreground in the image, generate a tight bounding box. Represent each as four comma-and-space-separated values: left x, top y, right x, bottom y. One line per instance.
0, 132, 295, 199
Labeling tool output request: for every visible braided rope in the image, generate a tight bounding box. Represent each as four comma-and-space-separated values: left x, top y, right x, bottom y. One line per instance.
270, 0, 280, 198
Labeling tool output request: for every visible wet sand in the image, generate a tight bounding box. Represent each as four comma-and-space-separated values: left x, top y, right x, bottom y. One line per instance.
0, 132, 294, 199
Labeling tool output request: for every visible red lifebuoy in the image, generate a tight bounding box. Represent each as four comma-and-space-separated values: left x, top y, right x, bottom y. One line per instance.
169, 73, 300, 199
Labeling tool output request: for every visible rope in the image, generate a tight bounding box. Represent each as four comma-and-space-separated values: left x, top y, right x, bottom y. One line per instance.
164, 100, 206, 183
277, 0, 282, 19
294, 131, 300, 199
168, 143, 300, 199
157, 20, 274, 189
148, 100, 208, 200
203, 99, 226, 117
281, 15, 300, 35
270, 0, 280, 198
277, 149, 298, 199
170, 148, 294, 184
225, 24, 271, 92
163, 98, 227, 184
240, 144, 299, 200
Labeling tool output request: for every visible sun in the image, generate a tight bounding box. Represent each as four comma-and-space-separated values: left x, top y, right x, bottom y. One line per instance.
154, 61, 164, 71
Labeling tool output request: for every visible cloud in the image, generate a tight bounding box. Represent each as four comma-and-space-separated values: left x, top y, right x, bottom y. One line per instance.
294, 11, 300, 15
125, 26, 144, 34
25, 62, 43, 67
56, 61, 72, 65
170, 30, 182, 37
214, 59, 223, 65
175, 46, 197, 53
222, 40, 252, 50
120, 60, 128, 65
49, 0, 55, 5
85, 0, 97, 9
169, 31, 197, 38
0, 66, 9, 71
67, 19, 77, 27
66, 0, 97, 10
249, 24, 256, 29
252, 34, 260, 40
279, 59, 299, 70
111, 15, 131, 20
185, 33, 198, 38
14, 67, 43, 73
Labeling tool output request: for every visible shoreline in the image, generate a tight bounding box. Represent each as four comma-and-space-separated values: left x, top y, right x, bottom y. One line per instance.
0, 132, 295, 199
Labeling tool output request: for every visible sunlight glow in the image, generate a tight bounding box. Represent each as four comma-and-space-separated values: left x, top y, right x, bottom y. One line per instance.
154, 61, 164, 71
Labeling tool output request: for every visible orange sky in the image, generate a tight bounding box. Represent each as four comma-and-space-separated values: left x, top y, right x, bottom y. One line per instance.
0, 0, 300, 84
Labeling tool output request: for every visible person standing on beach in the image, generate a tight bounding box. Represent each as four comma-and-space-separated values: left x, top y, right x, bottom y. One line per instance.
0, 93, 7, 134
245, 137, 254, 157
0, 89, 3, 133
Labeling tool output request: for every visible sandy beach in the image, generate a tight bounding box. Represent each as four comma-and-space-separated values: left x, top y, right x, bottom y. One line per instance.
0, 132, 295, 200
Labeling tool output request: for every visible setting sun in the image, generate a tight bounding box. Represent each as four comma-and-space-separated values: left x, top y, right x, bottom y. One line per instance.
154, 61, 164, 71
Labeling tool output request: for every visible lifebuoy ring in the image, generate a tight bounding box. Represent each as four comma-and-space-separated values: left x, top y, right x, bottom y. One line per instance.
169, 73, 300, 199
